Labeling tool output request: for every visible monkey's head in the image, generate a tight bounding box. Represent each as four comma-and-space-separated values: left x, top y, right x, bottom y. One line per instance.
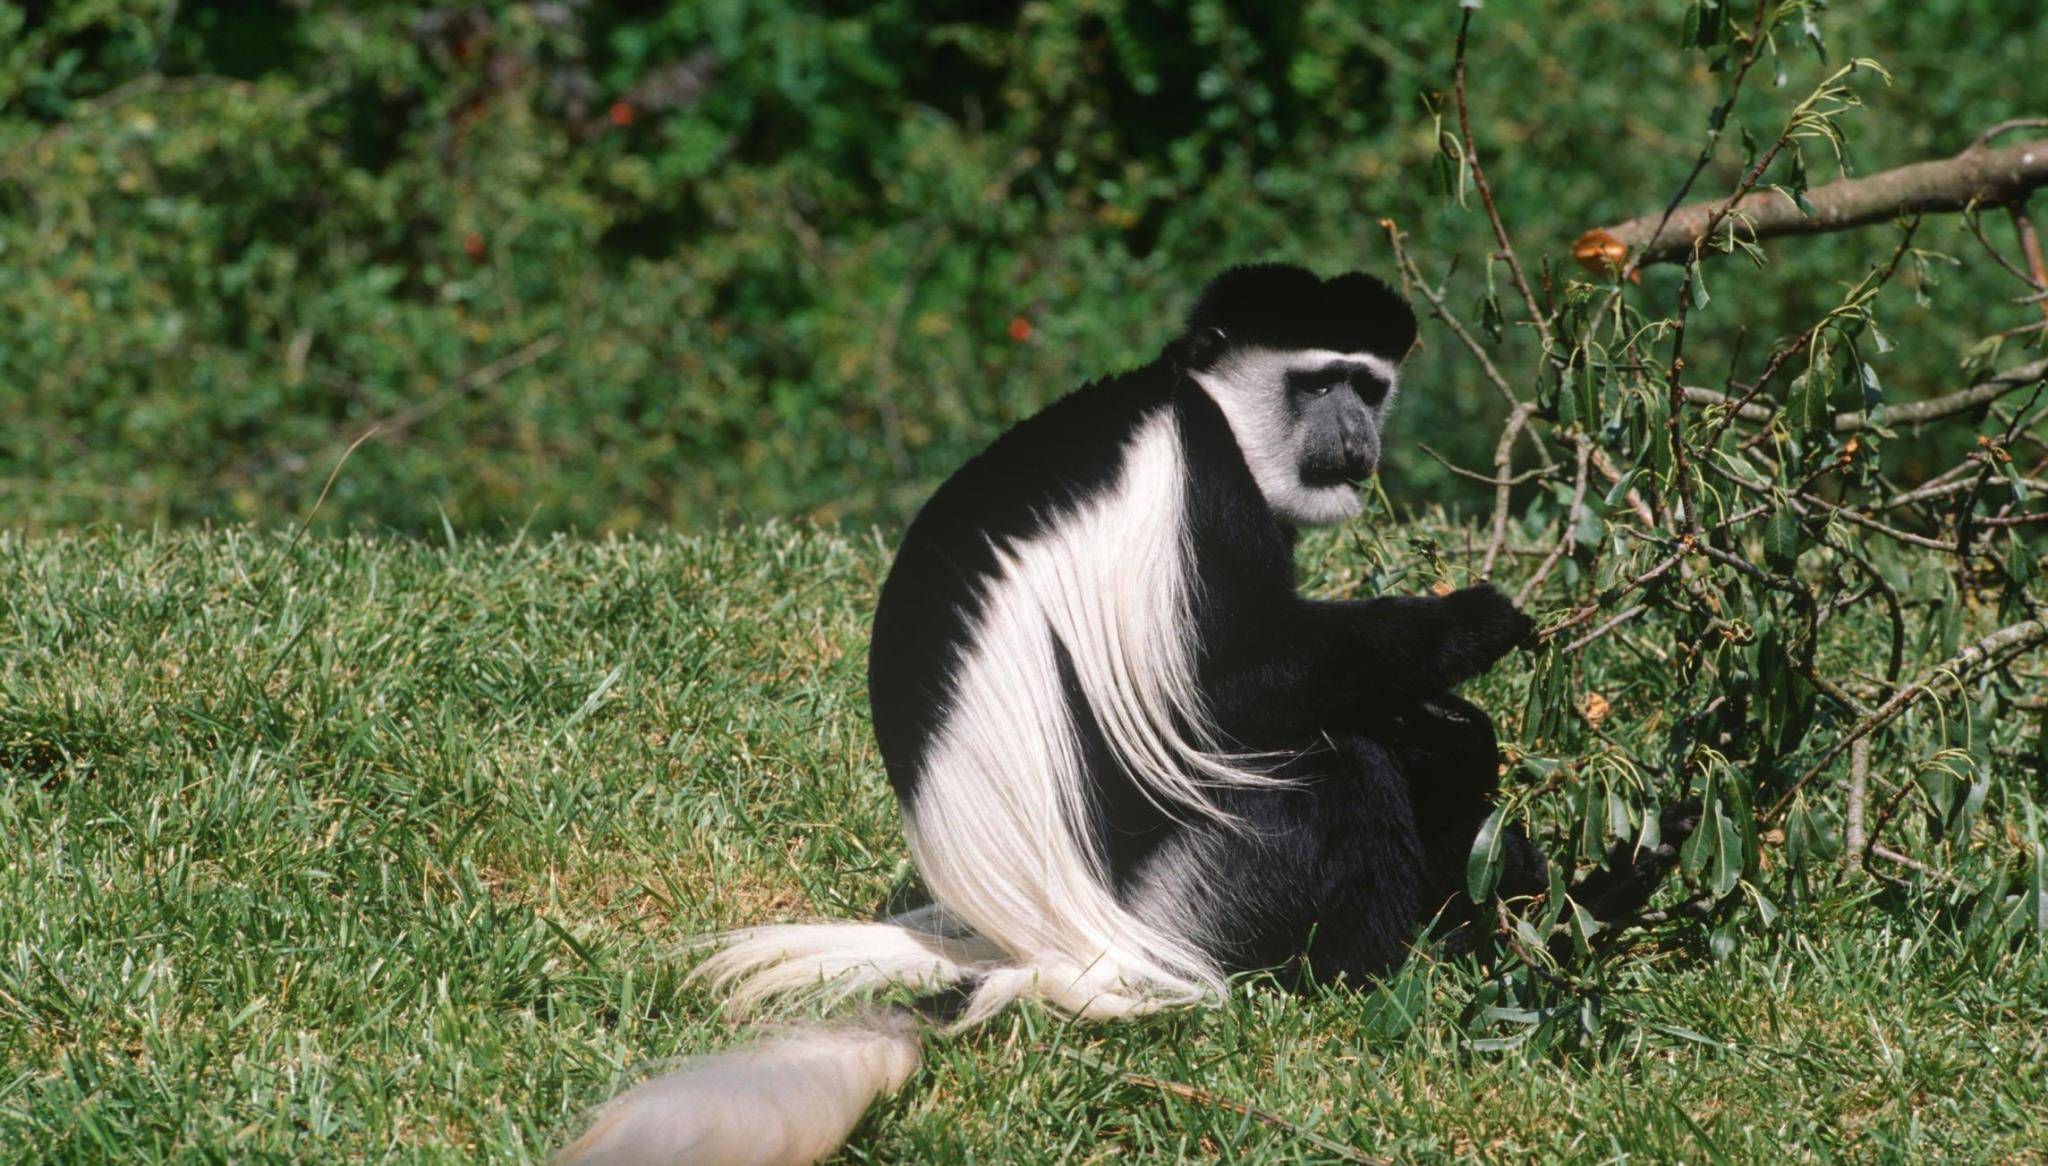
1174, 264, 1418, 527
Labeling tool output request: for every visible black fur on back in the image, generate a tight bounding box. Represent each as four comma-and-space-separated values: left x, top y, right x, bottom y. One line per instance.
866, 363, 1173, 803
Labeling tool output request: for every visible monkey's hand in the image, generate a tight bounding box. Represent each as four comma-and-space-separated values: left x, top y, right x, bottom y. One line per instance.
1432, 584, 1535, 685
1564, 798, 1702, 924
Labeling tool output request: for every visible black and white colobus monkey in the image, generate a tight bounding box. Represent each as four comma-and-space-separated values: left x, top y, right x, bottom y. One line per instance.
561, 265, 1684, 1166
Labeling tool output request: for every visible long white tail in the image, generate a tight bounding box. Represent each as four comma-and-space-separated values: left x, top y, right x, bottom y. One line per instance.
556, 901, 1209, 1165
554, 1013, 920, 1166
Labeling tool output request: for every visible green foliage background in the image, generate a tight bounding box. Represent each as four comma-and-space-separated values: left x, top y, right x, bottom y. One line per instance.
2, 0, 2040, 533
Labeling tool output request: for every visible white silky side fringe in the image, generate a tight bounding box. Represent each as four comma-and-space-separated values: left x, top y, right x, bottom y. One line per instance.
904, 407, 1282, 1013
554, 1015, 920, 1166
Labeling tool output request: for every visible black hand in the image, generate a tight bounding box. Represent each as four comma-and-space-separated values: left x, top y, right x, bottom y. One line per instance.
1434, 584, 1535, 685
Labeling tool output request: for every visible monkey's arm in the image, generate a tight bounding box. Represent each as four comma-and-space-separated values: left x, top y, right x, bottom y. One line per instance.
1205, 585, 1531, 739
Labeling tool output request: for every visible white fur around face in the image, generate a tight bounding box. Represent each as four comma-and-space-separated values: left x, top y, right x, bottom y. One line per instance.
1193, 347, 1399, 527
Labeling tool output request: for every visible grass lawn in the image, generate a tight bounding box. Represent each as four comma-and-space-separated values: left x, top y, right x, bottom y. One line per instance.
2, 529, 2043, 1163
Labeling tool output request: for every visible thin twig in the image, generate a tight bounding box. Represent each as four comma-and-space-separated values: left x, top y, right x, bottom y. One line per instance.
1384, 219, 1518, 405
1844, 736, 1869, 875
1560, 602, 1649, 655
1416, 443, 1555, 486
1976, 118, 2048, 148
1517, 437, 1592, 605
2010, 199, 2048, 322
1867, 844, 1959, 885
1681, 356, 2048, 432
1451, 10, 1551, 353
1482, 403, 1538, 579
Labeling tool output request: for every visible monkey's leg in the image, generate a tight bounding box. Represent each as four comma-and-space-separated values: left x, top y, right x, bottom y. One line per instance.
1160, 734, 1433, 985
1375, 696, 1550, 942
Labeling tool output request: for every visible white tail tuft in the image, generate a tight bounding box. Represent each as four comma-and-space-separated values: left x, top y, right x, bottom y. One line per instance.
690, 907, 1008, 1017
555, 1015, 920, 1166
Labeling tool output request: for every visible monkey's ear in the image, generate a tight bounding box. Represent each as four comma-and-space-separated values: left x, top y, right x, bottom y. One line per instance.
1171, 326, 1228, 373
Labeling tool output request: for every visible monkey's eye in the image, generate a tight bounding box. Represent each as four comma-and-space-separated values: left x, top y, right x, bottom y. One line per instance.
1285, 369, 1346, 398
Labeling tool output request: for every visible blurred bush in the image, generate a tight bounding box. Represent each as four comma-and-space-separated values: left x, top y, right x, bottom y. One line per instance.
0, 0, 2038, 533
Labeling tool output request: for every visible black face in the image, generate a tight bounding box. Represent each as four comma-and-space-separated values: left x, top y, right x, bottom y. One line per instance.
1289, 362, 1389, 486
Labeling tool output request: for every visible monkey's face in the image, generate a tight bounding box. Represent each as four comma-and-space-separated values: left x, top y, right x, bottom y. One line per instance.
1284, 353, 1394, 487
1192, 346, 1401, 527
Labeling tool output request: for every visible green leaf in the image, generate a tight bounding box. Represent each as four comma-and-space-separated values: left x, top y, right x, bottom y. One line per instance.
1763, 509, 1804, 571
1682, 781, 1717, 880
1857, 360, 1883, 410
1788, 150, 1818, 215
2026, 803, 2047, 937
2002, 460, 2032, 504
1468, 804, 1509, 903
1709, 809, 1743, 897
1569, 899, 1600, 956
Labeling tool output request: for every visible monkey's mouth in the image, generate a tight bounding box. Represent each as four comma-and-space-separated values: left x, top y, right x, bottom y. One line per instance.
1303, 458, 1378, 488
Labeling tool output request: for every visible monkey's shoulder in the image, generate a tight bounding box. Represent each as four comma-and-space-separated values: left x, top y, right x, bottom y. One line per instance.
900, 359, 1184, 556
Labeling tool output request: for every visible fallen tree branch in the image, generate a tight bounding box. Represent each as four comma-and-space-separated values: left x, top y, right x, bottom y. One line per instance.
1577, 137, 2048, 268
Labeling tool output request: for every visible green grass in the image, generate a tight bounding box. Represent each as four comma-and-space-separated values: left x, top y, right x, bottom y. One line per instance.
2, 528, 2043, 1163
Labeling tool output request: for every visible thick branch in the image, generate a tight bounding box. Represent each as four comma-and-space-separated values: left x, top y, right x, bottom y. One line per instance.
1579, 138, 2048, 267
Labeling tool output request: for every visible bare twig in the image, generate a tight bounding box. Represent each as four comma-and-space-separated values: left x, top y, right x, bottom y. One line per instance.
2011, 200, 2048, 322
1868, 844, 1959, 885
1451, 11, 1551, 352
1384, 219, 1518, 405
1482, 403, 1538, 579
1416, 443, 1555, 486
1976, 118, 2048, 148
1964, 208, 2048, 289
361, 332, 563, 441
1517, 437, 1593, 604
1560, 602, 1649, 656
1844, 736, 1868, 874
